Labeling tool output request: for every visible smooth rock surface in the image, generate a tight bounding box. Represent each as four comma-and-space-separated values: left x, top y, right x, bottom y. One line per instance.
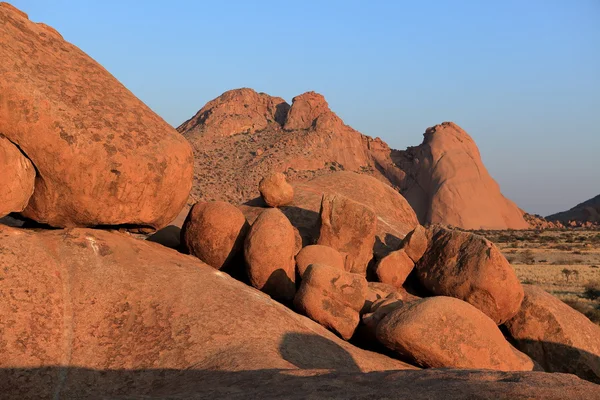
244, 208, 296, 301
181, 201, 248, 269
376, 296, 534, 371
505, 285, 600, 383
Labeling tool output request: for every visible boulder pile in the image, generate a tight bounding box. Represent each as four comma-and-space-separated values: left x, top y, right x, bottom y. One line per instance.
178, 172, 600, 382
0, 3, 598, 398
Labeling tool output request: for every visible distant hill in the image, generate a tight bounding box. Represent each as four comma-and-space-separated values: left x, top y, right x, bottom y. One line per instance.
178, 88, 529, 230
547, 195, 600, 224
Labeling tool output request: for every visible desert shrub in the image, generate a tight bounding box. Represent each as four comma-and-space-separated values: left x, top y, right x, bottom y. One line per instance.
554, 244, 572, 251
538, 259, 548, 263
572, 258, 584, 264
520, 249, 536, 265
583, 281, 600, 300
591, 265, 599, 269
561, 268, 579, 282
572, 250, 583, 255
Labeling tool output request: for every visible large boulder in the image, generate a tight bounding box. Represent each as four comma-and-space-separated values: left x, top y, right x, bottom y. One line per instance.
317, 193, 377, 275
295, 244, 345, 277
0, 224, 414, 399
181, 201, 249, 269
240, 171, 419, 258
0, 135, 35, 217
294, 264, 367, 340
505, 285, 600, 383
0, 3, 193, 229
244, 208, 296, 301
374, 249, 414, 288
376, 296, 534, 371
393, 122, 529, 230
259, 172, 294, 207
415, 226, 523, 324
399, 225, 429, 263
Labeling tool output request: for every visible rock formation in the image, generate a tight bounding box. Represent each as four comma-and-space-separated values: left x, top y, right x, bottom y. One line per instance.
392, 122, 529, 230
259, 172, 294, 207
0, 135, 35, 217
244, 208, 296, 301
295, 244, 346, 277
547, 194, 600, 226
179, 89, 529, 230
376, 296, 534, 371
0, 3, 193, 229
181, 201, 249, 269
294, 263, 367, 340
240, 171, 419, 259
2, 4, 599, 399
415, 226, 524, 324
317, 193, 377, 275
505, 285, 600, 383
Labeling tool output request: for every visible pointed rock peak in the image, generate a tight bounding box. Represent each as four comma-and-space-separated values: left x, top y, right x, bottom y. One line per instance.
284, 91, 342, 131
177, 88, 290, 138
420, 121, 478, 151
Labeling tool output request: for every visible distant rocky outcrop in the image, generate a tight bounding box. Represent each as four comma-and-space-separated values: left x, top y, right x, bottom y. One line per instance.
179, 89, 529, 230
0, 2, 193, 229
392, 122, 529, 230
547, 195, 600, 226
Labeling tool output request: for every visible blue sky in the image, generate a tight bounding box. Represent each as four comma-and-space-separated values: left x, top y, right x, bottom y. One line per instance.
13, 0, 600, 216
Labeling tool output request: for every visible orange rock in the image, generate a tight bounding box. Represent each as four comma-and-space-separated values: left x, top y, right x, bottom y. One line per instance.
375, 249, 414, 288
259, 172, 294, 207
505, 285, 600, 383
178, 88, 290, 140
394, 122, 529, 230
181, 201, 249, 270
400, 225, 429, 263
244, 208, 296, 301
0, 4, 193, 229
295, 244, 345, 278
294, 264, 367, 340
0, 224, 416, 399
416, 226, 523, 324
317, 193, 377, 275
0, 136, 35, 217
376, 296, 534, 371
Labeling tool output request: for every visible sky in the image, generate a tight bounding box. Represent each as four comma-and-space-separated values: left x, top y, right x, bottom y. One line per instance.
12, 0, 600, 216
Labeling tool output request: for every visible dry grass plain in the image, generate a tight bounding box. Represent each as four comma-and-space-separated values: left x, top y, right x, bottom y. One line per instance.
473, 229, 600, 325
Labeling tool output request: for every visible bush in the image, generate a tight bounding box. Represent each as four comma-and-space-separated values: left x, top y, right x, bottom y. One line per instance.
583, 281, 600, 300
520, 249, 536, 265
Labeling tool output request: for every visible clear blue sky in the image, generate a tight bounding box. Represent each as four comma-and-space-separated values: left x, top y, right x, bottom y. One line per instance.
13, 0, 600, 216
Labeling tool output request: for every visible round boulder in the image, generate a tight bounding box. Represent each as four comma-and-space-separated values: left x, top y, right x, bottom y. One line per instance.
182, 202, 249, 269
259, 172, 294, 207
505, 285, 600, 383
294, 263, 367, 340
375, 249, 414, 288
376, 296, 534, 371
415, 226, 524, 324
244, 208, 296, 301
295, 245, 345, 278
